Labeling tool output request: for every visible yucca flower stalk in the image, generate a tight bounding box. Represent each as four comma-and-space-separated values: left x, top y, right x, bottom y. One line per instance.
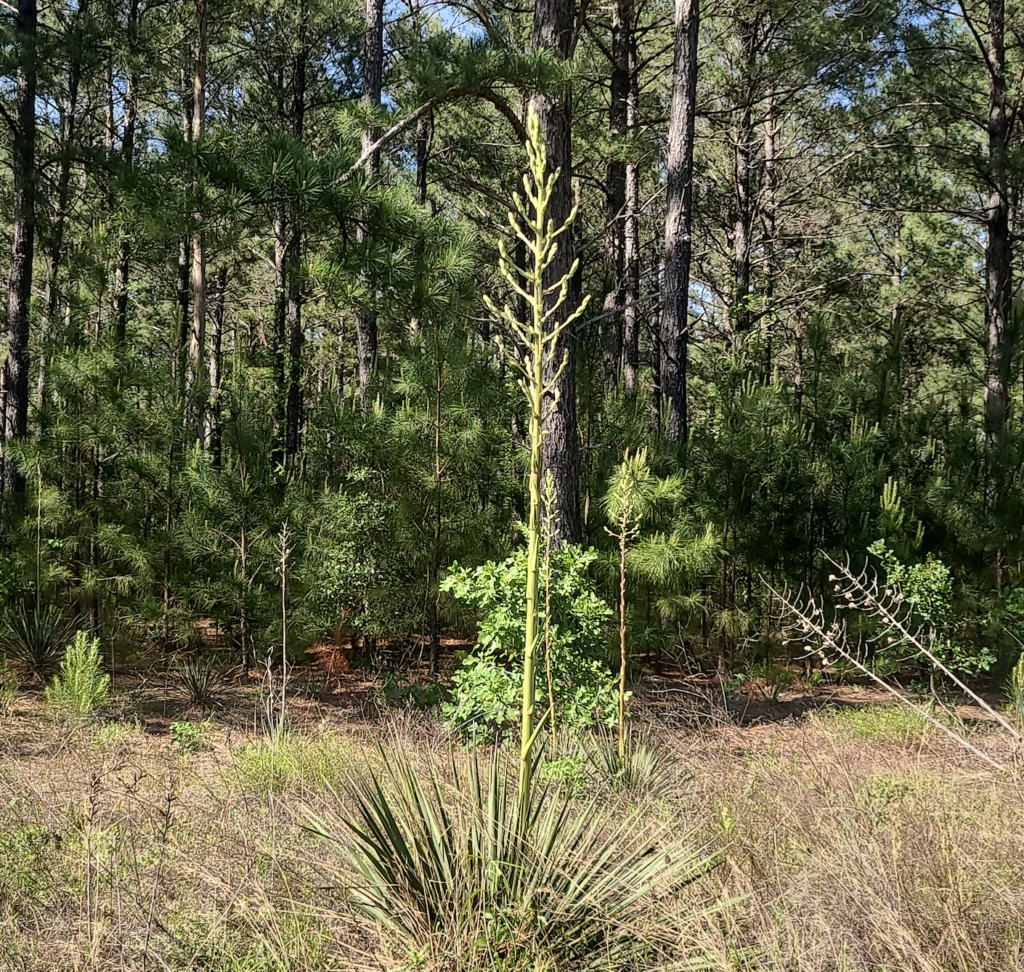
483, 106, 588, 821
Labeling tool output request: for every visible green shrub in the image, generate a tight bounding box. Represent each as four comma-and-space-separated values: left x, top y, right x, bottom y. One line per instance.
43, 630, 110, 722
441, 545, 617, 735
306, 747, 708, 971
170, 718, 212, 753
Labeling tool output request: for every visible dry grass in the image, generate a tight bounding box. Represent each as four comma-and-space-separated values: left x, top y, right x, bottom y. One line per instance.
0, 691, 1022, 971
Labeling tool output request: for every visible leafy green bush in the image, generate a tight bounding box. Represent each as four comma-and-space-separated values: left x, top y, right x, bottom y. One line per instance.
380, 673, 448, 712
306, 748, 707, 971
170, 718, 212, 753
441, 545, 617, 734
869, 540, 994, 675
43, 631, 110, 722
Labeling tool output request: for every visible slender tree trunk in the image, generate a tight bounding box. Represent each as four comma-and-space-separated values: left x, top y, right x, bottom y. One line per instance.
622, 27, 640, 393
285, 13, 308, 470
760, 84, 777, 377
602, 0, 630, 393
3, 0, 38, 498
661, 0, 699, 445
272, 212, 287, 466
533, 0, 580, 544
187, 0, 208, 443
356, 0, 384, 410
983, 0, 1011, 519
207, 265, 227, 464
731, 17, 755, 335
114, 0, 139, 347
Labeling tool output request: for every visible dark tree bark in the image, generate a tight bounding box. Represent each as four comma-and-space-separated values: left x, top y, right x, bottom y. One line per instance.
272, 212, 287, 468
3, 0, 38, 498
730, 16, 755, 335
983, 0, 1011, 509
207, 266, 227, 465
187, 0, 208, 443
285, 9, 308, 470
114, 0, 141, 345
660, 0, 699, 445
622, 26, 640, 392
356, 0, 384, 410
602, 0, 630, 392
533, 0, 580, 544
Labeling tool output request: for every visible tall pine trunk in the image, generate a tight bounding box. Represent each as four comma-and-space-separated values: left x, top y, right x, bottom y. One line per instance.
187, 0, 208, 443
602, 0, 630, 392
983, 0, 1011, 585
356, 0, 383, 410
3, 0, 38, 498
622, 25, 640, 393
533, 0, 580, 544
660, 0, 699, 445
285, 10, 308, 470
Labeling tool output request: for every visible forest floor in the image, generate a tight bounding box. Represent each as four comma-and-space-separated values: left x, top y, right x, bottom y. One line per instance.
1, 657, 1023, 971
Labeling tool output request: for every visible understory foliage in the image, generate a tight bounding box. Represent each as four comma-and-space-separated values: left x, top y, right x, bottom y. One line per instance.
442, 545, 617, 733
306, 747, 707, 971
1, 0, 1024, 691
43, 631, 110, 722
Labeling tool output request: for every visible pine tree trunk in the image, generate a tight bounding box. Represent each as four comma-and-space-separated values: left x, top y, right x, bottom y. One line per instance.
187, 0, 208, 444
602, 0, 630, 393
272, 212, 287, 467
114, 0, 139, 347
207, 266, 227, 464
3, 0, 38, 498
983, 0, 1011, 534
760, 84, 777, 378
661, 0, 699, 445
622, 26, 640, 393
356, 0, 384, 411
285, 12, 308, 470
533, 0, 580, 544
731, 16, 755, 335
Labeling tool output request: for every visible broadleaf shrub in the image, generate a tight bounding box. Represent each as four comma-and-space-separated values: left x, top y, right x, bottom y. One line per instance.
441, 545, 618, 734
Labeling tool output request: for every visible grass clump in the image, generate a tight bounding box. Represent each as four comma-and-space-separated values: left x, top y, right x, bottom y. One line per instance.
232, 729, 353, 795
307, 747, 709, 971
43, 631, 110, 723
812, 702, 953, 744
0, 660, 16, 716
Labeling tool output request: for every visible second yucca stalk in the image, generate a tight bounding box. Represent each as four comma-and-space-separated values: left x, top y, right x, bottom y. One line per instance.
484, 107, 588, 821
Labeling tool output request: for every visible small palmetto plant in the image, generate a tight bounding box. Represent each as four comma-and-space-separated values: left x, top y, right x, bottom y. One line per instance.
1, 603, 79, 680
306, 747, 709, 971
175, 657, 222, 709
44, 631, 110, 723
581, 724, 681, 798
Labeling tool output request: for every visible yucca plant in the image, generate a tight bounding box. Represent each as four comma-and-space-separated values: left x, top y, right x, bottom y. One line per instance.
175, 657, 222, 709
306, 747, 709, 970
1, 603, 79, 680
44, 630, 110, 723
581, 724, 681, 798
